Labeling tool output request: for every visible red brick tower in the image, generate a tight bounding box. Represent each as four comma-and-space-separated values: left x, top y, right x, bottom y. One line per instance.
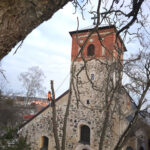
70, 25, 126, 62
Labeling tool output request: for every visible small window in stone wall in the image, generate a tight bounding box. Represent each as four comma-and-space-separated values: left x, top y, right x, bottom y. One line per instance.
87, 44, 95, 56
91, 74, 94, 80
80, 125, 90, 145
87, 100, 90, 104
40, 136, 49, 150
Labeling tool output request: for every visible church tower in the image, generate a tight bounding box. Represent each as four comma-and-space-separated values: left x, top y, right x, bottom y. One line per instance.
69, 25, 126, 107
69, 26, 126, 102
65, 25, 128, 150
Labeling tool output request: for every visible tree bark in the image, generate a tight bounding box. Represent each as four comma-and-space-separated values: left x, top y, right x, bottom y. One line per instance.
51, 80, 60, 150
61, 75, 72, 150
0, 0, 70, 60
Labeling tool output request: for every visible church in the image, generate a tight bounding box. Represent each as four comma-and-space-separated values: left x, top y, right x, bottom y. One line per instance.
19, 25, 150, 150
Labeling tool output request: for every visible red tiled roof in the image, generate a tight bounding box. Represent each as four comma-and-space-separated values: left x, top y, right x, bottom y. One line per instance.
24, 115, 35, 119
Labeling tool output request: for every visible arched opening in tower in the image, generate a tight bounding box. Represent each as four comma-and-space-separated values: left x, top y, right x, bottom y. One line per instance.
87, 44, 95, 56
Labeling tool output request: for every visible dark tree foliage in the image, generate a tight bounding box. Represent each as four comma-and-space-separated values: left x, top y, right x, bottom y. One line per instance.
0, 128, 31, 150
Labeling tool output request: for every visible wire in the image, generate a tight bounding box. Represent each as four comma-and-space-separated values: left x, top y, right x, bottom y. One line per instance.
55, 73, 70, 93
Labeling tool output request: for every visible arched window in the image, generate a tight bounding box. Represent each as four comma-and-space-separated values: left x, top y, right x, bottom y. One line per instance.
126, 146, 134, 150
139, 146, 144, 150
40, 136, 49, 150
80, 125, 90, 144
87, 44, 95, 56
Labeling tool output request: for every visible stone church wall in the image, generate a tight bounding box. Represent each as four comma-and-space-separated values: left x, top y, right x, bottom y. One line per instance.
19, 59, 134, 150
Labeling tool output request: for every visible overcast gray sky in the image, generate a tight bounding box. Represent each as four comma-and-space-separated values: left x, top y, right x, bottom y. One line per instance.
0, 2, 92, 98
0, 1, 149, 98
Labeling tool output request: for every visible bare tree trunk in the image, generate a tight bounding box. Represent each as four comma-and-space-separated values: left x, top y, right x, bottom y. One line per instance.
99, 105, 110, 150
0, 0, 70, 60
61, 76, 73, 150
99, 83, 117, 150
51, 80, 60, 150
